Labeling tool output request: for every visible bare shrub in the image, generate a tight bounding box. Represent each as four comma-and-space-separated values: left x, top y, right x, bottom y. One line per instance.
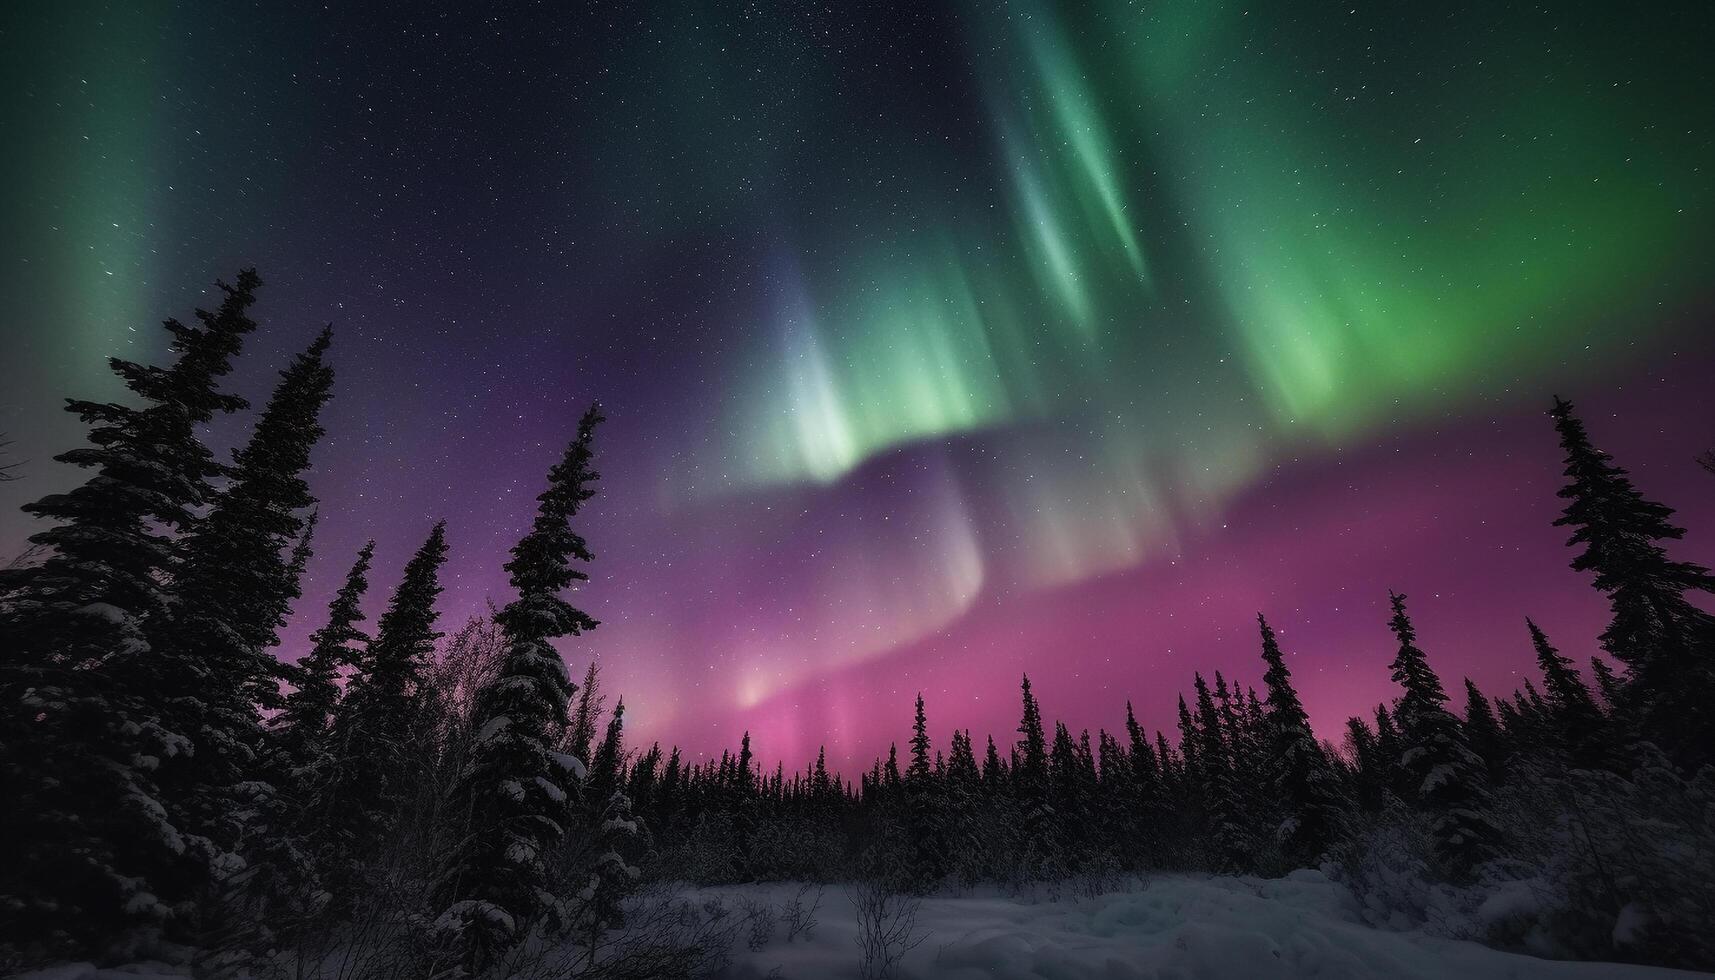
736, 895, 777, 951
783, 883, 823, 942
848, 879, 926, 980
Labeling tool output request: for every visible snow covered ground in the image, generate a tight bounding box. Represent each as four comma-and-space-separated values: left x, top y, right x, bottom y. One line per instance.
20, 871, 1704, 980
700, 871, 1702, 980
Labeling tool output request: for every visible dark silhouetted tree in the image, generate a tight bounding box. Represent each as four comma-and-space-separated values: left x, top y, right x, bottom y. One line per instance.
432, 404, 603, 971
0, 270, 261, 955
1386, 592, 1501, 879
1551, 396, 1715, 765
1256, 614, 1349, 864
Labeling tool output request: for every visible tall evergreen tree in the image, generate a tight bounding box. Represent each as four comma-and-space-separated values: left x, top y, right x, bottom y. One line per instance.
1527, 618, 1606, 766
1344, 716, 1386, 812
324, 522, 449, 873
1256, 614, 1349, 864
174, 328, 335, 713
1193, 672, 1253, 873
1, 270, 261, 677
433, 404, 603, 971
1589, 656, 1623, 712
575, 697, 641, 969
0, 270, 262, 955
982, 734, 1005, 787
1550, 396, 1715, 764
1386, 592, 1501, 878
1371, 702, 1406, 802
1460, 679, 1507, 786
899, 694, 946, 886
908, 693, 932, 782
167, 330, 337, 912
1124, 701, 1168, 861
277, 541, 375, 769
1014, 675, 1048, 796
563, 659, 604, 765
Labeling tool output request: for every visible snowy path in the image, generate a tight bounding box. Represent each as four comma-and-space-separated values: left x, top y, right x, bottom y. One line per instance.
705, 871, 1702, 980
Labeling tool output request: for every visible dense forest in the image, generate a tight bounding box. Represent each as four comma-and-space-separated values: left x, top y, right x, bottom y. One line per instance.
2, 272, 1712, 977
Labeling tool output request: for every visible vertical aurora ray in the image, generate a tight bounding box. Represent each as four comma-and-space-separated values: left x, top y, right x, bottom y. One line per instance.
1, 2, 174, 390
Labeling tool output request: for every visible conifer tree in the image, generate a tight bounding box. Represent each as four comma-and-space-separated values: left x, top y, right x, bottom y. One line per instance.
1193, 672, 1253, 872
736, 730, 755, 793
563, 660, 604, 765
1385, 592, 1501, 878
1, 270, 261, 678
1527, 618, 1606, 766
168, 330, 337, 913
1014, 675, 1049, 796
1175, 695, 1202, 789
277, 541, 376, 770
1371, 702, 1407, 803
1124, 701, 1168, 860
900, 694, 945, 886
1095, 729, 1134, 865
0, 270, 262, 954
576, 699, 641, 968
1550, 396, 1715, 763
1460, 679, 1507, 786
433, 405, 602, 970
174, 328, 335, 714
908, 693, 932, 781
1344, 716, 1385, 811
982, 735, 1005, 787
324, 521, 449, 875
1589, 657, 1622, 712
1256, 614, 1348, 864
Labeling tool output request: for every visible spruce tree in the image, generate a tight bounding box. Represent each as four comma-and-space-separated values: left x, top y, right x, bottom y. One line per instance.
1256, 614, 1348, 865
1344, 716, 1385, 811
1550, 396, 1715, 764
1013, 675, 1055, 873
982, 735, 1005, 786
277, 540, 375, 770
1124, 701, 1168, 862
563, 659, 604, 764
576, 699, 641, 968
901, 693, 945, 886
908, 693, 932, 781
1589, 657, 1623, 712
1527, 618, 1606, 767
1194, 672, 1253, 873
168, 329, 336, 909
1371, 702, 1407, 803
1461, 679, 1507, 786
432, 404, 603, 970
0, 270, 262, 955
1, 270, 261, 677
1385, 592, 1501, 878
324, 521, 449, 876
174, 328, 335, 713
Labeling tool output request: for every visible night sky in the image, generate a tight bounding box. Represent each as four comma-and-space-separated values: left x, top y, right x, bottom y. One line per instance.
3, 1, 1714, 772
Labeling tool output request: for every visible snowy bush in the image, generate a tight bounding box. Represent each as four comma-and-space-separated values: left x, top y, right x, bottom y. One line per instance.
1494, 749, 1715, 969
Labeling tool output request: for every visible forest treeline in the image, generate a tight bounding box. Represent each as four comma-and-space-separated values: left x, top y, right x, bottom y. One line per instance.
1, 271, 1713, 976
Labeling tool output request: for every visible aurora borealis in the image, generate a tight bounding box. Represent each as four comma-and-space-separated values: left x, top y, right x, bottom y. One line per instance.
3, 1, 1713, 771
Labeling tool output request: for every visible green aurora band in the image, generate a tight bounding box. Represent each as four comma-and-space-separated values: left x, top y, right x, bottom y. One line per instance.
707, 0, 1713, 507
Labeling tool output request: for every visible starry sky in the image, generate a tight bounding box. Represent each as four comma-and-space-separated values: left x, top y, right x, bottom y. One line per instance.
3, 0, 1714, 771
